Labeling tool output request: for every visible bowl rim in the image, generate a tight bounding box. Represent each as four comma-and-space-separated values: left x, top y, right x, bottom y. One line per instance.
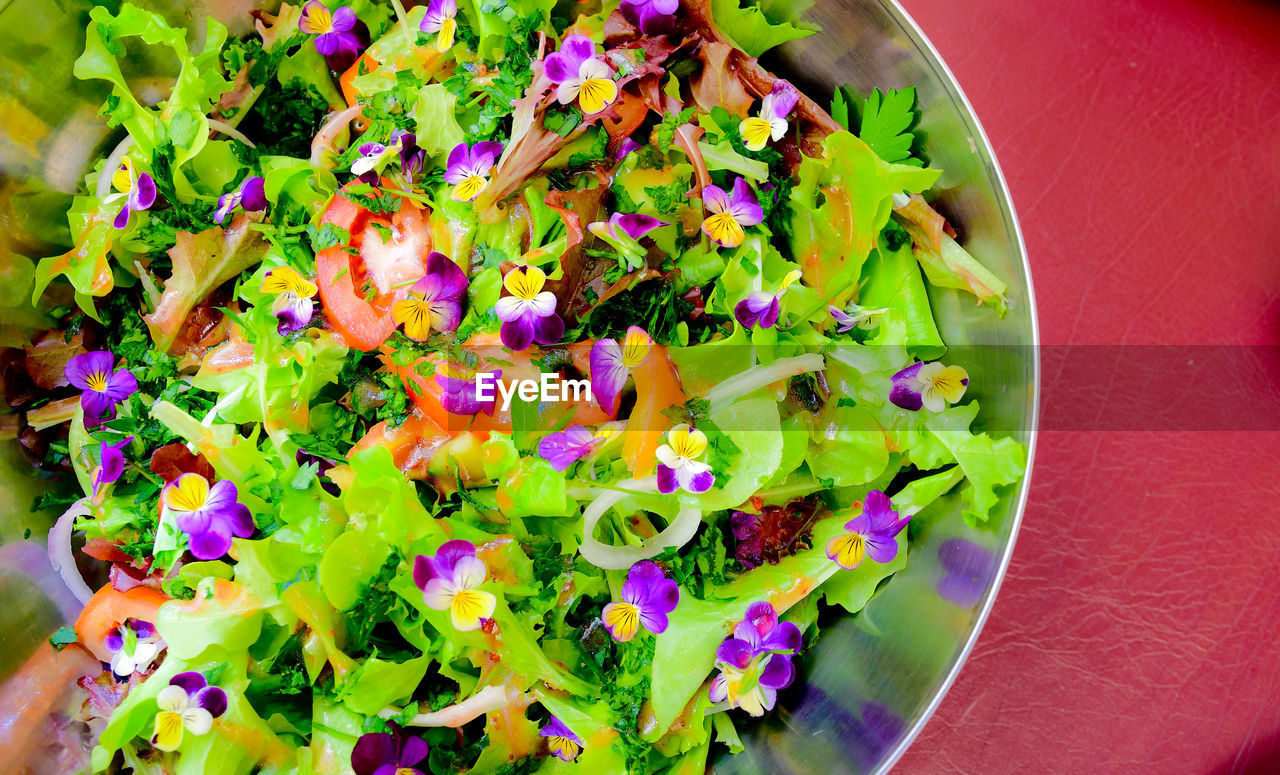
871, 1, 1041, 771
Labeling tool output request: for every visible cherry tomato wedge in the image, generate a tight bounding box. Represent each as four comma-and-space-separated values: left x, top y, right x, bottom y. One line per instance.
316, 188, 433, 351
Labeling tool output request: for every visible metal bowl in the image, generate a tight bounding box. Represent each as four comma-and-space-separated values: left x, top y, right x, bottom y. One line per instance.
0, 1, 1038, 772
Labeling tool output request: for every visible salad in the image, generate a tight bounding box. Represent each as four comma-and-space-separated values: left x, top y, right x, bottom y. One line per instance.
4, 0, 1026, 773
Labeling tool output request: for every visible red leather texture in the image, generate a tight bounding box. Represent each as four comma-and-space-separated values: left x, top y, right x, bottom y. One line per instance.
894, 0, 1280, 772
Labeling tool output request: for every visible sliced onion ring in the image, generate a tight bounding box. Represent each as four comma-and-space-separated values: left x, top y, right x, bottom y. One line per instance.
579, 477, 703, 570
391, 683, 523, 728
48, 498, 93, 605
310, 104, 364, 167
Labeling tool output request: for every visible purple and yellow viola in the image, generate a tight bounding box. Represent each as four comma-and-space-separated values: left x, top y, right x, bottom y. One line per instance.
545, 35, 618, 115
351, 723, 429, 775
709, 601, 801, 716
391, 252, 468, 341
602, 561, 680, 642
65, 351, 137, 423
436, 363, 500, 417
419, 0, 458, 52
105, 618, 161, 678
495, 266, 564, 351
414, 540, 496, 631
214, 176, 267, 225
299, 1, 366, 70
826, 490, 910, 570
889, 361, 969, 412
701, 177, 764, 249
589, 326, 652, 414
588, 212, 667, 270
540, 714, 584, 763
656, 424, 715, 495
90, 436, 133, 501
351, 130, 424, 181
105, 158, 156, 229
739, 81, 800, 152
444, 141, 502, 202
151, 672, 227, 752
734, 269, 802, 330
830, 302, 889, 333
537, 422, 622, 472
260, 266, 318, 335
162, 473, 255, 561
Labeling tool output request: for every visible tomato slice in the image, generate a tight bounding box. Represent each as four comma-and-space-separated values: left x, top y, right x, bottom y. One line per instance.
316, 189, 433, 351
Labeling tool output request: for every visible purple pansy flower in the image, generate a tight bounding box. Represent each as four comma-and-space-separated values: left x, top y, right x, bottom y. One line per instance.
537, 423, 622, 472
708, 601, 801, 716
620, 0, 679, 35
106, 158, 157, 229
414, 540, 496, 631
829, 303, 889, 333
151, 672, 227, 752
588, 213, 668, 270
739, 81, 800, 152
540, 714, 584, 763
444, 141, 503, 202
889, 361, 970, 412
734, 269, 802, 330
937, 538, 995, 608
589, 326, 652, 414
435, 364, 500, 417
701, 177, 764, 249
65, 351, 138, 423
419, 0, 458, 52
259, 266, 318, 335
655, 423, 715, 495
826, 490, 910, 570
616, 137, 642, 159
495, 266, 564, 351
351, 130, 424, 182
351, 722, 429, 775
601, 561, 680, 642
91, 436, 134, 499
163, 473, 255, 561
391, 252, 468, 341
299, 1, 365, 70
544, 35, 618, 115
214, 176, 267, 225
104, 618, 162, 678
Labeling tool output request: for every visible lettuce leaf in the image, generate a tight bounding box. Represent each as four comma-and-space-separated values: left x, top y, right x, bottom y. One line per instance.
858, 240, 945, 358
709, 0, 817, 58
912, 402, 1027, 524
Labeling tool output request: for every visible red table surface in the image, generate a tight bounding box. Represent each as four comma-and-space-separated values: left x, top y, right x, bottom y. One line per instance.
892, 0, 1280, 772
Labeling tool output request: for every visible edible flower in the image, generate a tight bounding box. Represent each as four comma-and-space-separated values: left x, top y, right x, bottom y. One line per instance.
826, 490, 909, 570
616, 137, 642, 159
105, 618, 161, 678
495, 266, 564, 351
436, 363, 500, 416
414, 539, 497, 631
91, 436, 133, 500
419, 0, 458, 52
538, 424, 617, 471
151, 672, 227, 752
444, 141, 503, 202
351, 722, 429, 775
655, 424, 715, 495
391, 252, 468, 340
620, 0, 679, 35
601, 561, 680, 642
105, 158, 156, 229
540, 714, 584, 763
708, 601, 801, 716
830, 303, 889, 333
260, 266, 318, 335
701, 177, 764, 249
889, 361, 969, 412
544, 35, 618, 115
162, 473, 255, 561
734, 269, 802, 330
589, 326, 652, 413
739, 81, 800, 152
214, 176, 267, 224
65, 351, 137, 424
588, 213, 667, 270
299, 2, 362, 64
351, 130, 423, 181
